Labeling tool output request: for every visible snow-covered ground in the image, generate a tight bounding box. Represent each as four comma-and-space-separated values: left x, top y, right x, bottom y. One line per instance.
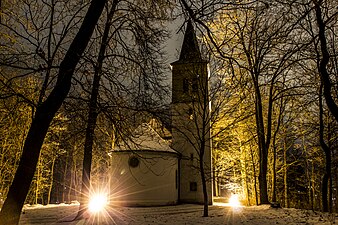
19, 202, 337, 225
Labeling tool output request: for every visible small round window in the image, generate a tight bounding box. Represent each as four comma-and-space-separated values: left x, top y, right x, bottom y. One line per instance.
129, 156, 140, 168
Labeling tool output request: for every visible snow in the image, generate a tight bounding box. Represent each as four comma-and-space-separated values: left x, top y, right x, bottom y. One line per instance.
19, 202, 337, 225
114, 123, 177, 154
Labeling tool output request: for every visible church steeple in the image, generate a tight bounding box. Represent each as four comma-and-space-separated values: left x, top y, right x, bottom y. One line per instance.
178, 20, 202, 62
171, 20, 208, 104
170, 20, 212, 205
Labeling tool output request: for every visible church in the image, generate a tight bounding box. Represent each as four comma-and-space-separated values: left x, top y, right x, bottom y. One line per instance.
109, 20, 212, 206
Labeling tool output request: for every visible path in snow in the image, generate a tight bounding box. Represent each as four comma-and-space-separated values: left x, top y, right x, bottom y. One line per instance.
19, 203, 337, 225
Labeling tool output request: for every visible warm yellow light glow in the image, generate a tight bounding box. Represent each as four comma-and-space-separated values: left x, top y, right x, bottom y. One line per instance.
88, 194, 108, 213
229, 194, 241, 207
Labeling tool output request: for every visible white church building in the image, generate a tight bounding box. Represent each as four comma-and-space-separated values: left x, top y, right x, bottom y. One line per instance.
109, 21, 212, 206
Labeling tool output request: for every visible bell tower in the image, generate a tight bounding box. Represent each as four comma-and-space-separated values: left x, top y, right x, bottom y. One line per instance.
171, 21, 212, 204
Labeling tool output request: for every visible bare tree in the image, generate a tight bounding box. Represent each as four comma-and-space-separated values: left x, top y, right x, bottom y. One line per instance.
0, 78, 36, 207
0, 0, 106, 224
313, 0, 338, 123
71, 0, 173, 218
75, 0, 120, 218
293, 0, 338, 211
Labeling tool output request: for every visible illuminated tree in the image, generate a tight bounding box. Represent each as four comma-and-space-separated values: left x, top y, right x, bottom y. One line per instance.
0, 0, 106, 224
179, 0, 326, 206
0, 78, 36, 207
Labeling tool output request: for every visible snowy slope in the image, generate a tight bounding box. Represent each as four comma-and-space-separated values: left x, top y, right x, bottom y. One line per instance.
19, 202, 337, 225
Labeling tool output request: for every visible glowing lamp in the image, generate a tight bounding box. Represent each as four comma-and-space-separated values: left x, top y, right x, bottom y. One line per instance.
229, 194, 241, 207
88, 194, 108, 213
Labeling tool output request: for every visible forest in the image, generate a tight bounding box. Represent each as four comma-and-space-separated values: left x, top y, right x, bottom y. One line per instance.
0, 0, 337, 224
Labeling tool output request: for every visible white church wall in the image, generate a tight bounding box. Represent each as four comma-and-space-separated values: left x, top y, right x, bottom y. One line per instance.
171, 103, 213, 204
109, 151, 179, 206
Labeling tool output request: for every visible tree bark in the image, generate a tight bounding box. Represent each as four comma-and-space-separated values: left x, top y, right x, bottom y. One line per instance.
314, 0, 338, 123
77, 0, 119, 218
311, 162, 316, 210
249, 146, 259, 205
271, 145, 277, 203
0, 1, 106, 224
200, 150, 209, 217
253, 79, 269, 204
76, 0, 119, 218
47, 158, 56, 204
272, 97, 283, 203
283, 135, 288, 208
319, 83, 331, 212
244, 159, 250, 205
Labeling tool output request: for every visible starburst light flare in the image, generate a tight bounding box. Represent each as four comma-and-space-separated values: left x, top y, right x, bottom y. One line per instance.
229, 194, 241, 207
88, 193, 108, 213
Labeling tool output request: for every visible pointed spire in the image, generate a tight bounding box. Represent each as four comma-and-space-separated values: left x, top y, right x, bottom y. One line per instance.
178, 20, 202, 62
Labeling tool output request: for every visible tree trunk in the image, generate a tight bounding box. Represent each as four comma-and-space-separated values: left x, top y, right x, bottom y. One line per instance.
334, 147, 338, 212
321, 159, 330, 212
67, 153, 79, 201
271, 145, 277, 203
245, 177, 250, 205
76, 1, 119, 218
62, 153, 69, 203
283, 137, 288, 208
250, 146, 259, 205
304, 133, 313, 210
314, 1, 338, 123
48, 158, 56, 204
213, 170, 219, 197
272, 98, 283, 203
254, 80, 269, 204
319, 83, 331, 212
0, 1, 106, 224
199, 147, 209, 217
35, 157, 41, 205
240, 142, 250, 205
311, 162, 316, 210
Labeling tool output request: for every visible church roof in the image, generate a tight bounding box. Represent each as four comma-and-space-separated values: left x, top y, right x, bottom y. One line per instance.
172, 20, 206, 64
113, 123, 178, 155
